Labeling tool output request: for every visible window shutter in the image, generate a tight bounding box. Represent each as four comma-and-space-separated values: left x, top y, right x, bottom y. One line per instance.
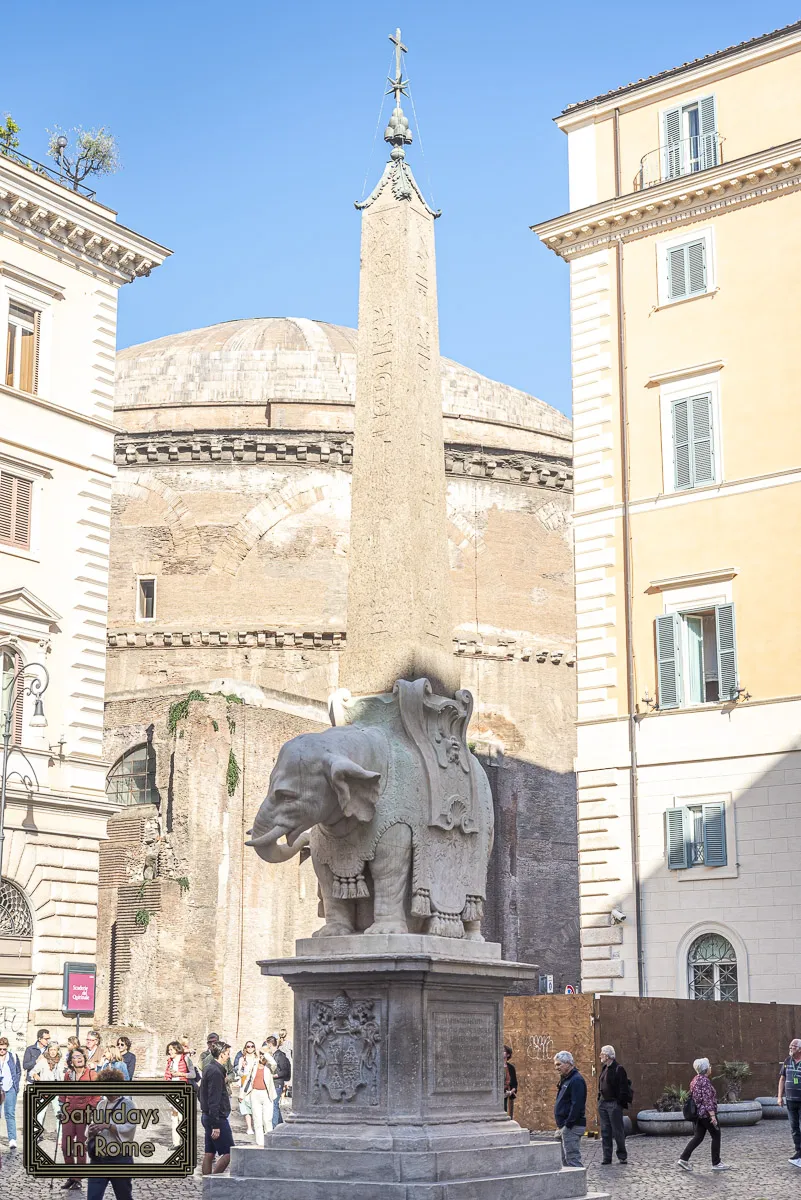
0, 473, 32, 549
11, 650, 23, 747
666, 807, 690, 869
715, 603, 738, 700
672, 399, 692, 490
32, 310, 41, 395
690, 394, 715, 485
668, 247, 687, 300
656, 613, 682, 709
0, 473, 12, 543
663, 106, 682, 179
698, 95, 718, 170
702, 802, 727, 867
687, 240, 707, 294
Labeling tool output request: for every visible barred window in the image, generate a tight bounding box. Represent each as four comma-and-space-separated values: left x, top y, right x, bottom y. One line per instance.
0, 879, 33, 938
106, 743, 158, 807
688, 933, 738, 1002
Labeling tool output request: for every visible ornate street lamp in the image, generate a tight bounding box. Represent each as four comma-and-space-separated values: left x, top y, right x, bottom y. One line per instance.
0, 663, 48, 876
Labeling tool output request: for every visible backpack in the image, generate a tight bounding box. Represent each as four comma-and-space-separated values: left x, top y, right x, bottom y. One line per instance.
682, 1093, 698, 1122
622, 1077, 634, 1108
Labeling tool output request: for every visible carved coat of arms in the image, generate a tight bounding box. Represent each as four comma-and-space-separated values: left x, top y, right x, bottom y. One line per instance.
309, 991, 380, 1105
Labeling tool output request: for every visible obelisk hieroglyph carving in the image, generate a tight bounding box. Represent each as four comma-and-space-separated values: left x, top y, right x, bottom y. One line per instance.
340, 29, 460, 699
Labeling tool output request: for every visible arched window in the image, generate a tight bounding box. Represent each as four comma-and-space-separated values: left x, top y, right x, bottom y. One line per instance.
688, 932, 738, 1001
0, 878, 33, 938
106, 743, 158, 807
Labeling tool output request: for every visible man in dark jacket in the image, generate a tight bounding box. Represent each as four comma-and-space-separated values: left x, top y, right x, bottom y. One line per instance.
598, 1044, 631, 1165
553, 1051, 587, 1167
199, 1042, 234, 1175
265, 1035, 291, 1128
23, 1028, 50, 1081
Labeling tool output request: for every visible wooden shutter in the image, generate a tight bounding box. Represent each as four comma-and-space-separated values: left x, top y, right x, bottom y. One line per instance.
32, 310, 41, 395
702, 802, 727, 867
687, 240, 707, 294
663, 107, 682, 179
698, 95, 718, 170
656, 613, 682, 709
12, 650, 23, 746
0, 472, 32, 549
690, 394, 715, 485
4, 322, 13, 387
666, 807, 690, 869
672, 399, 692, 490
715, 603, 738, 700
668, 247, 687, 300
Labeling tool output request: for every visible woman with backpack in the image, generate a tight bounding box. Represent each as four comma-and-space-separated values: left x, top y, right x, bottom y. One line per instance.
678, 1057, 734, 1172
165, 1038, 199, 1147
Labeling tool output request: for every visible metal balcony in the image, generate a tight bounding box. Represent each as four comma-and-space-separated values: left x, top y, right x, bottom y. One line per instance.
635, 132, 724, 191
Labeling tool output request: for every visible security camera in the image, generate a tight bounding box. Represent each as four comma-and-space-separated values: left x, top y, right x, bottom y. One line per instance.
610, 908, 627, 924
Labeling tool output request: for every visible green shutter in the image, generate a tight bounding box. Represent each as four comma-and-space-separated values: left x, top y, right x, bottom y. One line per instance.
715, 603, 738, 700
656, 613, 682, 709
672, 399, 692, 489
668, 246, 687, 300
687, 240, 707, 294
664, 106, 682, 179
698, 95, 718, 169
690, 394, 715, 485
666, 807, 690, 869
702, 802, 727, 867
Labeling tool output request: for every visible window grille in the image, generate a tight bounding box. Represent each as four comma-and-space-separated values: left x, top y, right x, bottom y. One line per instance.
688, 933, 738, 1001
0, 879, 33, 937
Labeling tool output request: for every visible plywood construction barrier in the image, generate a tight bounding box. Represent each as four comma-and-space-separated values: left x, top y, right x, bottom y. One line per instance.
504, 993, 801, 1132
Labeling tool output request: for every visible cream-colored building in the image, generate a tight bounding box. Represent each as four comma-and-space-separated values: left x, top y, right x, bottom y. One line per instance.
535, 21, 801, 1002
0, 148, 168, 1050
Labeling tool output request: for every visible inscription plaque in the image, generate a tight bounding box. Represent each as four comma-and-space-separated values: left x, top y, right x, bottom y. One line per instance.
431, 1010, 495, 1093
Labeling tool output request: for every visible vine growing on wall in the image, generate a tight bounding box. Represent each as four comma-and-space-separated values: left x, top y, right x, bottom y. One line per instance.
226, 750, 240, 796
168, 690, 207, 734
134, 908, 151, 929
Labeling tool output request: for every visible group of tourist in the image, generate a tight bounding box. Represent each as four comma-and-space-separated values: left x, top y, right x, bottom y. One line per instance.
548, 1036, 801, 1173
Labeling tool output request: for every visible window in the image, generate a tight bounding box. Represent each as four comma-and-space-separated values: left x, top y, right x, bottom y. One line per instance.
666, 802, 727, 869
687, 933, 738, 1001
106, 743, 158, 807
655, 603, 738, 708
663, 96, 718, 180
0, 471, 32, 550
5, 304, 39, 393
0, 879, 33, 938
672, 394, 714, 490
137, 578, 156, 621
0, 648, 23, 746
667, 239, 707, 301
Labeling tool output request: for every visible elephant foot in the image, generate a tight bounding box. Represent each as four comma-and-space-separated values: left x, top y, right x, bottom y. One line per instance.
312, 922, 356, 938
365, 920, 409, 936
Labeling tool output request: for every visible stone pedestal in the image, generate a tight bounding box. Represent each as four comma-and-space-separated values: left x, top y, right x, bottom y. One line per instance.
205, 938, 606, 1199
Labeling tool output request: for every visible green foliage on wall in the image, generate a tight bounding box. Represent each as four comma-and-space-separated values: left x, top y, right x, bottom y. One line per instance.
226, 750, 240, 796
168, 690, 207, 734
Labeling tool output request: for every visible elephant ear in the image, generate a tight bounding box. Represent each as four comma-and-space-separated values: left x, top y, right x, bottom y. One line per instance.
328, 757, 381, 822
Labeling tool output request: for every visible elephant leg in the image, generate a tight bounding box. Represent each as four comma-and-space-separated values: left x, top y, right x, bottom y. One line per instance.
311, 859, 357, 937
365, 823, 412, 935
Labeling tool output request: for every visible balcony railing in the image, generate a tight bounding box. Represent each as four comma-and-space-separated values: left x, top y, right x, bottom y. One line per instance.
635, 132, 724, 191
0, 147, 97, 200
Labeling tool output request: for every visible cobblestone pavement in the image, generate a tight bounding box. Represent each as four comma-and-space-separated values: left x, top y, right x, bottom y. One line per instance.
0, 1111, 796, 1198
579, 1120, 798, 1199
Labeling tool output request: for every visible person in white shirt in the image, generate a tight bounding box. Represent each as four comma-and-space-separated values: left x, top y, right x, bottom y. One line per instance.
29, 1043, 65, 1128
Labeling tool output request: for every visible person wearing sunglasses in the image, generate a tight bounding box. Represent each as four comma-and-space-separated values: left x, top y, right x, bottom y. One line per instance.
115, 1036, 136, 1081
236, 1041, 259, 1136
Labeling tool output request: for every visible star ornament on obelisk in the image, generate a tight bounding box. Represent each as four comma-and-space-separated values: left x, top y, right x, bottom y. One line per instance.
342, 27, 458, 700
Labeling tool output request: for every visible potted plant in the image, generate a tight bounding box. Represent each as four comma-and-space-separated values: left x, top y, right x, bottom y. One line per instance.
636, 1083, 694, 1135
714, 1062, 762, 1126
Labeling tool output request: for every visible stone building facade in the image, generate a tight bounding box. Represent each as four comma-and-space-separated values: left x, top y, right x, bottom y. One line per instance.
0, 149, 167, 1052
99, 317, 579, 1065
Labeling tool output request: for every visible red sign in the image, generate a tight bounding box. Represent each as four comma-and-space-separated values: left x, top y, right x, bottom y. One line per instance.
62, 962, 96, 1015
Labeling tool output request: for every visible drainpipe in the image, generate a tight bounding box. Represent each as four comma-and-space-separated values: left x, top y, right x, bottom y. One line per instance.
613, 107, 645, 998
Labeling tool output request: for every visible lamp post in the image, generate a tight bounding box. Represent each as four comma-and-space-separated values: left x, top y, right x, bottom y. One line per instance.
0, 663, 48, 877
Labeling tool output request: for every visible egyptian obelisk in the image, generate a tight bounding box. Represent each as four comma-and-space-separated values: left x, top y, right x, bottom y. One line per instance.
340, 29, 460, 699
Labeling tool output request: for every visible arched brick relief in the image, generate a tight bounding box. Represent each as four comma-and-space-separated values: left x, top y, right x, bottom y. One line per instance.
208, 471, 349, 576
115, 475, 202, 559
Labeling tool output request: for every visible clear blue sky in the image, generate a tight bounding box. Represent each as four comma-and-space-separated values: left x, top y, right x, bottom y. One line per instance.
3, 2, 797, 414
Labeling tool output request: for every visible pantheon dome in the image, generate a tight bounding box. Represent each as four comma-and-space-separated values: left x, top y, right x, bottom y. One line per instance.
98, 315, 579, 1058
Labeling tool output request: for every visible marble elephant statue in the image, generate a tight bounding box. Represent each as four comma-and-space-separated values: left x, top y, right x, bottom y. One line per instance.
246, 715, 493, 939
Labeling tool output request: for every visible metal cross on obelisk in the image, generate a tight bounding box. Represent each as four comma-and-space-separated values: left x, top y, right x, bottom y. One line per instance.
341, 30, 459, 699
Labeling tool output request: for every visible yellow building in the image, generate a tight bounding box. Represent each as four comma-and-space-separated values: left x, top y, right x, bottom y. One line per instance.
535, 21, 801, 1001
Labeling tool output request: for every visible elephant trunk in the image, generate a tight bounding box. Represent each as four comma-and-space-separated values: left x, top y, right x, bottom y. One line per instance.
246, 824, 310, 863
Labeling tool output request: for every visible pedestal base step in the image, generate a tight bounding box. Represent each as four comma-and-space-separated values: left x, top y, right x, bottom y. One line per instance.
205, 1170, 600, 1200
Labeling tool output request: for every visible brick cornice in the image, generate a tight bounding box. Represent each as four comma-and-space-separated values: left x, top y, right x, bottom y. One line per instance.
533, 139, 801, 259
114, 431, 572, 491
